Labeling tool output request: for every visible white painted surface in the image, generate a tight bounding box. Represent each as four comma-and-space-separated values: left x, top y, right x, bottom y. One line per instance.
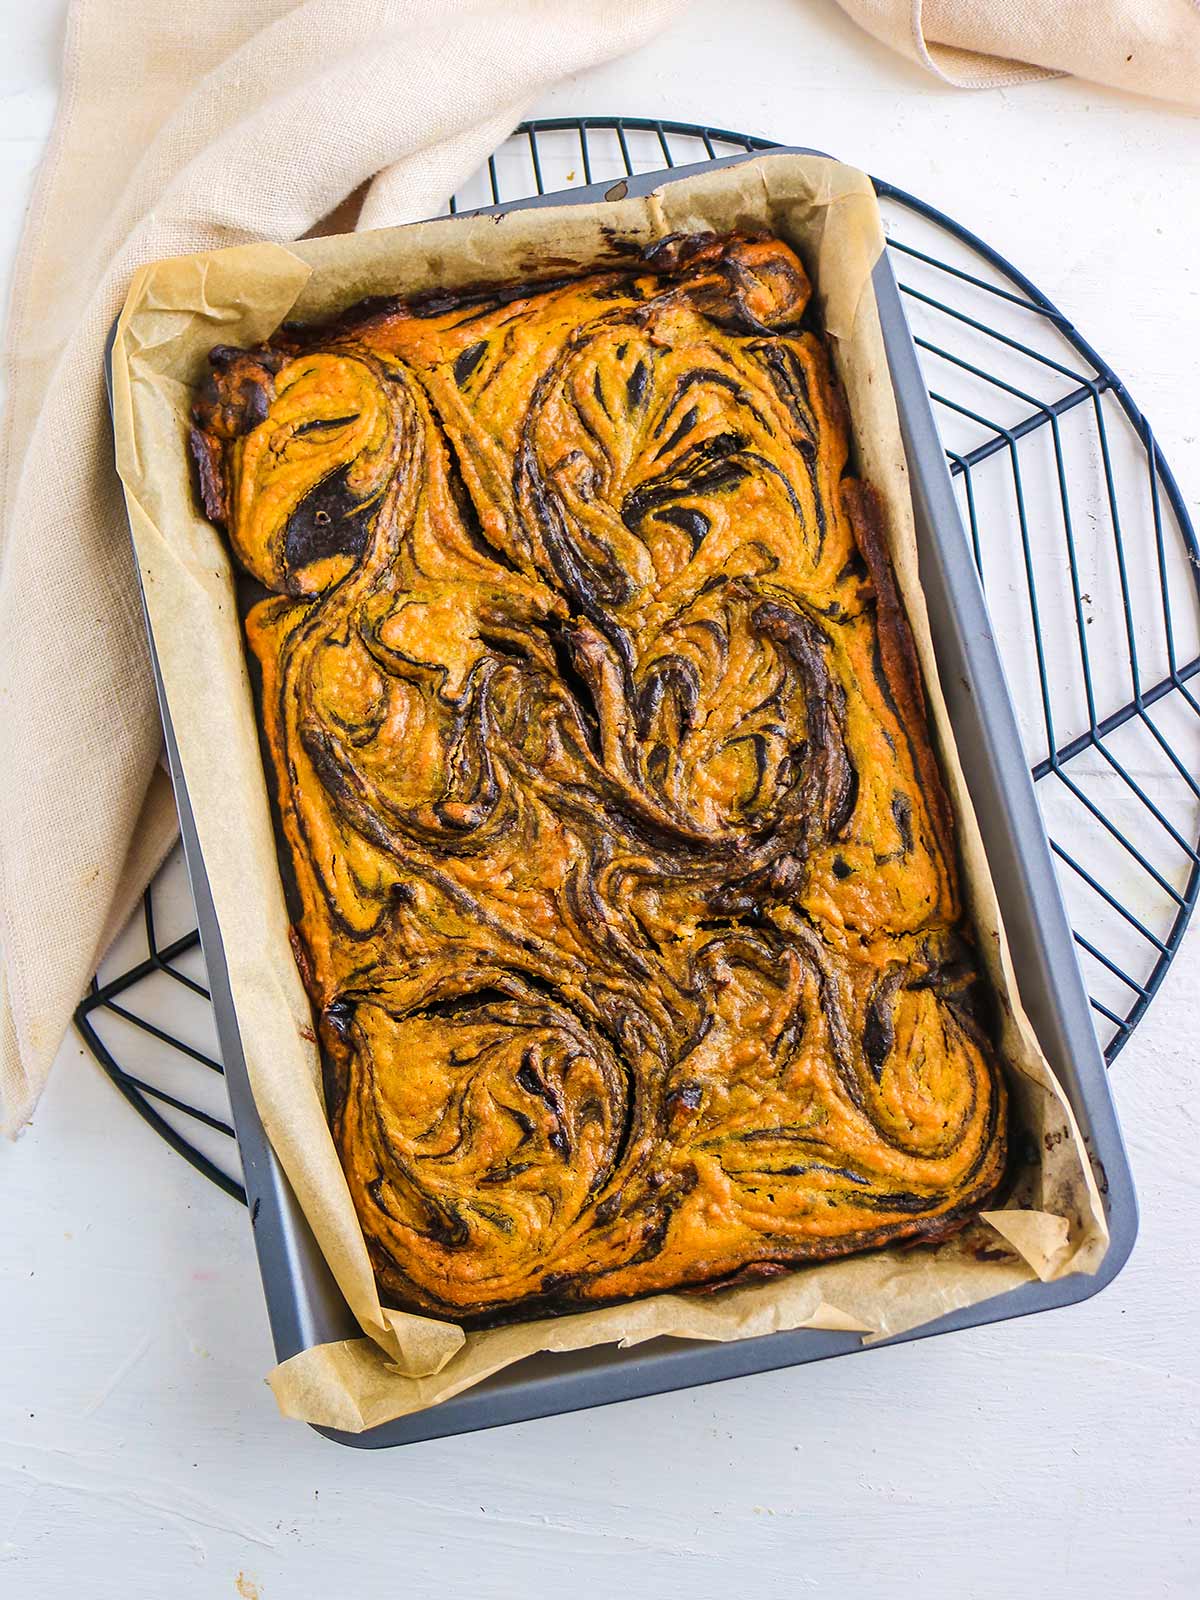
2, 2, 1198, 1595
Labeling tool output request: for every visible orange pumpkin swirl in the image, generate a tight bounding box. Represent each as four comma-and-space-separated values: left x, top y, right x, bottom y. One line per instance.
191, 233, 1007, 1322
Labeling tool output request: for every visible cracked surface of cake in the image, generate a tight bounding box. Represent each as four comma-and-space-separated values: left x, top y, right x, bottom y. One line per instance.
190, 232, 1007, 1323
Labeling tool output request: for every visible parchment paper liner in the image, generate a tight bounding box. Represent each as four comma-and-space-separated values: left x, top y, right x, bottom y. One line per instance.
109, 155, 1107, 1431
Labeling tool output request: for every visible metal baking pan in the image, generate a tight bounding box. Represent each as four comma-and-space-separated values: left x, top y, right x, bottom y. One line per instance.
113, 149, 1137, 1449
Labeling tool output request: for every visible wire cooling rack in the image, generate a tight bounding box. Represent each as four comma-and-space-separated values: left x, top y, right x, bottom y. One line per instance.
75, 116, 1200, 1202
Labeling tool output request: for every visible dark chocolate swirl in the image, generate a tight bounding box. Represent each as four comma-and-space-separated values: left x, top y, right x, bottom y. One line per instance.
191, 233, 1006, 1321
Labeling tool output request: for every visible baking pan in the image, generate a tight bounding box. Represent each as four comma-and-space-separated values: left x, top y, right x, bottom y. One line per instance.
113, 149, 1137, 1448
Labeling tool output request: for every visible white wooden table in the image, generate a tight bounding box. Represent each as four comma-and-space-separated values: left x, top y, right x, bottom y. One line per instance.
2, 3, 1198, 1595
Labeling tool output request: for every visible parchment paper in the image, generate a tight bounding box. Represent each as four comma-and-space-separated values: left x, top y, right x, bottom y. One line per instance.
109, 155, 1107, 1431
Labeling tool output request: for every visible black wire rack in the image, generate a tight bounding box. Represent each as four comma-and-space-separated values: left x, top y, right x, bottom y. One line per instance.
75, 116, 1200, 1202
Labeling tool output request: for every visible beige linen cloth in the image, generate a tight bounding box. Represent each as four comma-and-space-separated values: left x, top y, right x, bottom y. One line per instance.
838, 0, 1200, 102
1, 0, 1196, 1139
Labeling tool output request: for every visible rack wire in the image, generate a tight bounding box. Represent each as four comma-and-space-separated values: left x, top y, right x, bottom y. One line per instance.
76, 116, 1200, 1201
